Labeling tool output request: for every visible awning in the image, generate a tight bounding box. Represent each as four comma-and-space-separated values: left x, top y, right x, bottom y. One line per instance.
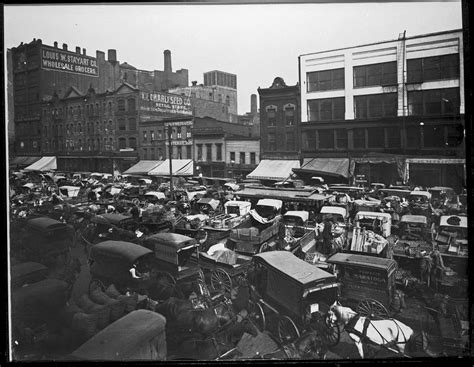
293, 158, 350, 179
406, 158, 465, 164
123, 160, 164, 175
148, 159, 193, 176
10, 156, 41, 166
24, 156, 57, 171
246, 160, 300, 181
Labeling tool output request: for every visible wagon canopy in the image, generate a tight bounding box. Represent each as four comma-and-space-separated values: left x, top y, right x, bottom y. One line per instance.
283, 211, 309, 225
439, 215, 467, 228
355, 211, 391, 222
143, 233, 198, 251
400, 215, 428, 224
326, 252, 397, 272
71, 310, 167, 361
92, 213, 135, 227
91, 241, 153, 264
224, 200, 251, 216
197, 197, 220, 210
319, 206, 347, 218
254, 251, 336, 287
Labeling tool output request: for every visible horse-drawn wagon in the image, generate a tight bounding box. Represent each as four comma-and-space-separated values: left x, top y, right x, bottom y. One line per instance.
248, 251, 340, 347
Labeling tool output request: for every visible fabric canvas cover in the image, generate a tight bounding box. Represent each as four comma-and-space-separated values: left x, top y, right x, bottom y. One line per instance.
148, 159, 193, 176
247, 160, 300, 181
295, 158, 350, 179
24, 156, 57, 171
123, 160, 164, 175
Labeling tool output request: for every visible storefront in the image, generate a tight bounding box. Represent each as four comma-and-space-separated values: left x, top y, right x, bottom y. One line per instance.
406, 158, 465, 192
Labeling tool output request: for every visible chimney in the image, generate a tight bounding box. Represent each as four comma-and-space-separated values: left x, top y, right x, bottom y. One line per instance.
62, 43, 68, 51
251, 94, 257, 115
164, 50, 172, 73
76, 46, 81, 54
108, 49, 117, 63
54, 41, 58, 48
83, 48, 86, 55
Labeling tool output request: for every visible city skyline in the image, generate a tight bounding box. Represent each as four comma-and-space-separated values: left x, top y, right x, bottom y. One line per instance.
4, 1, 462, 115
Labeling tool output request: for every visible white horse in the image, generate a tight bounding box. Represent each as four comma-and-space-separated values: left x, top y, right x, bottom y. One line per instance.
327, 301, 414, 358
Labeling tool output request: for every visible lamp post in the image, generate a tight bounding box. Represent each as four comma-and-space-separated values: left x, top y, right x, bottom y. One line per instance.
167, 125, 174, 201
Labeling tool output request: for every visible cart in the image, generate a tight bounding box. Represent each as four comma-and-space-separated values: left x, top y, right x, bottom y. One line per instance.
326, 252, 398, 319
248, 251, 341, 347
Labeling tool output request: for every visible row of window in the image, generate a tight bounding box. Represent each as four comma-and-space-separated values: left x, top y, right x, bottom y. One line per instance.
42, 120, 116, 136
299, 124, 463, 151
142, 147, 165, 160
306, 54, 460, 92
142, 127, 192, 142
266, 105, 296, 127
196, 143, 223, 161
229, 151, 257, 165
305, 88, 459, 122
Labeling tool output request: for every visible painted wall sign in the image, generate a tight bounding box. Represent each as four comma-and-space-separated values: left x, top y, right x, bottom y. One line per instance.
140, 91, 192, 118
41, 45, 98, 76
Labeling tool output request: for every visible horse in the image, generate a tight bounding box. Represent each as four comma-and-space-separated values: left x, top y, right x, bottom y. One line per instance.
327, 301, 414, 358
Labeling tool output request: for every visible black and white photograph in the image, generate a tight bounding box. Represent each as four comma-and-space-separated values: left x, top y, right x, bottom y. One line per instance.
4, 0, 471, 362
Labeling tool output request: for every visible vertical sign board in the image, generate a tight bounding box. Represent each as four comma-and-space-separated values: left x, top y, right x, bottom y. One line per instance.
163, 120, 194, 146
41, 45, 98, 76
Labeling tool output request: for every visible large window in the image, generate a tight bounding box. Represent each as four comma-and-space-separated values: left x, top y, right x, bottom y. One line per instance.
286, 132, 295, 151
354, 62, 397, 87
240, 152, 246, 164
406, 126, 420, 148
285, 106, 295, 126
206, 144, 212, 161
267, 107, 277, 127
307, 98, 345, 122
216, 144, 222, 161
118, 118, 126, 131
386, 127, 401, 148
423, 125, 445, 148
407, 54, 459, 83
446, 124, 464, 147
230, 151, 236, 162
318, 130, 334, 149
335, 129, 348, 149
129, 137, 137, 149
307, 68, 344, 92
117, 99, 126, 112
354, 93, 397, 119
368, 127, 385, 148
407, 88, 459, 116
128, 118, 136, 131
250, 152, 256, 165
128, 98, 136, 111
186, 145, 192, 159
302, 131, 317, 151
353, 128, 366, 149
118, 137, 127, 149
268, 133, 276, 151
197, 144, 203, 160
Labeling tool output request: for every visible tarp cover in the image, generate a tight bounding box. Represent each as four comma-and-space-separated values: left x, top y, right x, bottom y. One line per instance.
24, 156, 57, 171
247, 160, 300, 181
294, 158, 350, 178
148, 159, 193, 176
123, 160, 164, 175
10, 156, 41, 166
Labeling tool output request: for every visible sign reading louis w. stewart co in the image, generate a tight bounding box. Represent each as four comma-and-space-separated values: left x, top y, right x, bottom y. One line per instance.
41, 45, 98, 76
140, 91, 192, 119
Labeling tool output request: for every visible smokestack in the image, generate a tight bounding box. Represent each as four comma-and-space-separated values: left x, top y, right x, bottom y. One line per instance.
108, 49, 117, 63
164, 50, 172, 73
54, 41, 58, 48
76, 46, 81, 54
251, 94, 257, 115
83, 48, 86, 55
62, 43, 68, 51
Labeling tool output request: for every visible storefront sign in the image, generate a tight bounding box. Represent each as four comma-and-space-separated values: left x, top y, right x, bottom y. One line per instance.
164, 120, 194, 127
41, 45, 98, 76
140, 91, 192, 118
165, 140, 193, 146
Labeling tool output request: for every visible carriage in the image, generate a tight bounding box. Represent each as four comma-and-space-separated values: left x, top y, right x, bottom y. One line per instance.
14, 217, 74, 267
248, 251, 341, 346
70, 310, 167, 361
326, 252, 398, 319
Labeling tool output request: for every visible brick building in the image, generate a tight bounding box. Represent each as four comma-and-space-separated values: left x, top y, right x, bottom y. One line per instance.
297, 29, 465, 190
9, 38, 188, 169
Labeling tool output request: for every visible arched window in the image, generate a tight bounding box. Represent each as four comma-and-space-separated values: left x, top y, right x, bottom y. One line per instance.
128, 98, 136, 111
118, 99, 126, 112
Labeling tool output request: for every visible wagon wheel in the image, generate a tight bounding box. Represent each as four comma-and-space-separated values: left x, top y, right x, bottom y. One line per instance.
357, 299, 390, 320
210, 268, 232, 294
278, 315, 300, 344
89, 279, 106, 294
247, 300, 266, 332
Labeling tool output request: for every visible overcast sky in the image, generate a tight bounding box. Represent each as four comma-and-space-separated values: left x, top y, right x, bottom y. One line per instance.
4, 1, 463, 114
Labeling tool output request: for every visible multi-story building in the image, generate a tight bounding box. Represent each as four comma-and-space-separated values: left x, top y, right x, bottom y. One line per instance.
169, 70, 238, 123
297, 29, 465, 190
258, 77, 300, 160
225, 136, 260, 179
9, 38, 188, 167
238, 94, 260, 138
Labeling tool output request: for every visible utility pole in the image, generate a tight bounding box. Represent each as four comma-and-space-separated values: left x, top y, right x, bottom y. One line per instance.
168, 126, 174, 200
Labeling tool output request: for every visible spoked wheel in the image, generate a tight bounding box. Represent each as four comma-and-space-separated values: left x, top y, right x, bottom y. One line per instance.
356, 299, 390, 320
196, 269, 206, 282
89, 279, 106, 294
248, 300, 266, 332
278, 315, 300, 344
210, 268, 232, 294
